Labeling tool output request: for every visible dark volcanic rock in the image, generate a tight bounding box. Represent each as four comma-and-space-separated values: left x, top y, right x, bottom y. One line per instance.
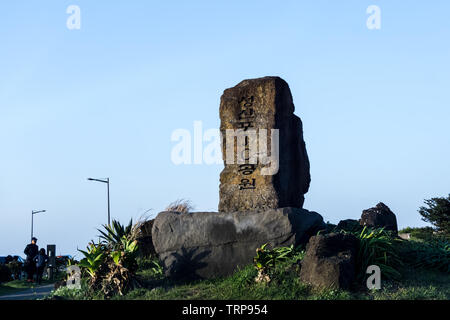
219, 76, 310, 212
299, 233, 358, 290
152, 208, 325, 280
337, 219, 362, 232
136, 219, 156, 257
360, 202, 398, 233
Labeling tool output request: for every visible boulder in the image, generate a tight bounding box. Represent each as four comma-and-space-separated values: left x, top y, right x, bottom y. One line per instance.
360, 202, 398, 233
219, 76, 310, 212
152, 207, 325, 280
337, 219, 362, 232
136, 219, 156, 257
299, 233, 358, 290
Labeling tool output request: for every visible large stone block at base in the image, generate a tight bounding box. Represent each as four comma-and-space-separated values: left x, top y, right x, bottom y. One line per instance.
152, 208, 325, 280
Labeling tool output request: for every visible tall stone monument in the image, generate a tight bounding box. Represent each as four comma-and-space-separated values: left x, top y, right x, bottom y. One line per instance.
151, 76, 324, 280
219, 76, 311, 212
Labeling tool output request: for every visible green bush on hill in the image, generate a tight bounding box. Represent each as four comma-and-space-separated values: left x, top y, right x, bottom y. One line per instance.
399, 227, 435, 241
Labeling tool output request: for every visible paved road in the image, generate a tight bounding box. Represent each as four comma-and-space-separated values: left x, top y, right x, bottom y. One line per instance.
0, 284, 54, 300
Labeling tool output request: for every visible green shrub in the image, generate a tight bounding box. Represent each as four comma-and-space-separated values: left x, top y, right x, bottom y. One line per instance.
401, 239, 450, 273
6, 261, 23, 280
148, 259, 163, 277
78, 242, 106, 280
399, 227, 435, 241
0, 264, 12, 283
48, 279, 94, 300
353, 227, 403, 281
76, 222, 142, 297
254, 244, 294, 271
253, 244, 303, 283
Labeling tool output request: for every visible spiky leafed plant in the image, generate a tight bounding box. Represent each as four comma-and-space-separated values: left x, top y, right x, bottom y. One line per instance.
254, 244, 294, 272
150, 259, 164, 277
103, 236, 141, 296
98, 219, 133, 249
110, 236, 139, 270
354, 227, 403, 281
78, 236, 141, 297
78, 242, 106, 282
253, 244, 295, 283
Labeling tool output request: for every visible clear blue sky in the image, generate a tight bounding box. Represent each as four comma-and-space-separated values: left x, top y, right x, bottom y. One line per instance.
1, 1, 449, 256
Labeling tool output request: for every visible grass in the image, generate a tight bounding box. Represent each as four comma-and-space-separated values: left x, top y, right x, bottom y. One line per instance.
114, 264, 450, 301
116, 263, 338, 300
50, 258, 450, 301
0, 279, 53, 296
48, 235, 450, 301
369, 268, 450, 300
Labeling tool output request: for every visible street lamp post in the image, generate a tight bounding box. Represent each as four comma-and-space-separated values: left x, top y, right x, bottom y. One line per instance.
87, 177, 111, 225
31, 210, 46, 241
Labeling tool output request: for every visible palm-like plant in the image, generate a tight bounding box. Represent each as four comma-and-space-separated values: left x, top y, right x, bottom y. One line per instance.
78, 242, 106, 279
75, 219, 144, 297
98, 219, 133, 249
110, 236, 139, 268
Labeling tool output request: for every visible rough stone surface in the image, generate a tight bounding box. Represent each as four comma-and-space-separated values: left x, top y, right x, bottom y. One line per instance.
360, 202, 398, 233
299, 233, 358, 290
152, 208, 325, 280
136, 219, 156, 257
219, 76, 310, 212
337, 219, 362, 232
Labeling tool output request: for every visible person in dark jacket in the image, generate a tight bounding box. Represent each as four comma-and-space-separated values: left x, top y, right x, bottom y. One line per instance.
24, 237, 39, 282
34, 248, 49, 284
